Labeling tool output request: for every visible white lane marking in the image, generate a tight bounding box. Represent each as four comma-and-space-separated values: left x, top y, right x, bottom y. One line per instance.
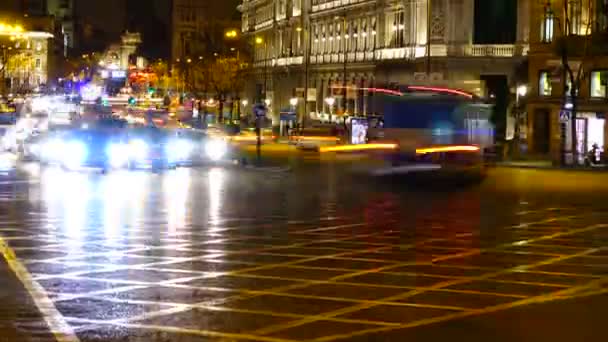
0, 236, 80, 342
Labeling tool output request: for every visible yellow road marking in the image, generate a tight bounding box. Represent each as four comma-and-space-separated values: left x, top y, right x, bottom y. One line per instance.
253, 246, 602, 336
0, 236, 80, 342
313, 266, 608, 342
79, 294, 402, 327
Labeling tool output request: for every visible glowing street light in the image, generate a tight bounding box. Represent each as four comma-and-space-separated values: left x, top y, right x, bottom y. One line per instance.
225, 30, 238, 38
255, 37, 264, 45
517, 85, 528, 97
264, 98, 271, 106
325, 97, 335, 123
0, 23, 24, 35
241, 99, 248, 107
289, 97, 298, 107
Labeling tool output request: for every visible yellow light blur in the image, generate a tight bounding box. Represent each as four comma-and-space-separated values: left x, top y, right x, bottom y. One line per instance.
0, 23, 25, 34
415, 145, 480, 154
255, 37, 263, 44
225, 30, 238, 38
292, 136, 340, 142
320, 143, 398, 153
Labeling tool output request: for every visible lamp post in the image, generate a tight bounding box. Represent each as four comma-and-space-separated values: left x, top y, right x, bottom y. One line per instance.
325, 97, 335, 123
241, 99, 248, 119
514, 85, 528, 157
289, 97, 298, 111
255, 37, 268, 103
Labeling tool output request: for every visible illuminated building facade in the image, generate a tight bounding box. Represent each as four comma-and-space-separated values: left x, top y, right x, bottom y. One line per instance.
526, 0, 608, 165
0, 21, 53, 93
239, 0, 530, 124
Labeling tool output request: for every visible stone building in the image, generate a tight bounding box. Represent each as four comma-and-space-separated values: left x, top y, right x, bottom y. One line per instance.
526, 0, 608, 165
238, 0, 530, 124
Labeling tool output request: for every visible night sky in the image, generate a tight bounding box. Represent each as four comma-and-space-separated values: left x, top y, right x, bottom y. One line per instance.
75, 0, 240, 58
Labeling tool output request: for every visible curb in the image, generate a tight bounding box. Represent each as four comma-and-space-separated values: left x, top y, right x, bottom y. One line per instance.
494, 163, 608, 172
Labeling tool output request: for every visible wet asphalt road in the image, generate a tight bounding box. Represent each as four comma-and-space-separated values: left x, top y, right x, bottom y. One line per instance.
0, 163, 607, 341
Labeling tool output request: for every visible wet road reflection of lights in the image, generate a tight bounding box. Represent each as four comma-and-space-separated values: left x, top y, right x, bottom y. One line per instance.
103, 172, 148, 240
163, 168, 191, 235
207, 167, 225, 227
41, 168, 90, 246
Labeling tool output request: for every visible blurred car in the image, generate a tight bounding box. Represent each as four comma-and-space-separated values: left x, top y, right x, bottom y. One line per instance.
126, 127, 232, 170
39, 127, 129, 171
174, 129, 232, 166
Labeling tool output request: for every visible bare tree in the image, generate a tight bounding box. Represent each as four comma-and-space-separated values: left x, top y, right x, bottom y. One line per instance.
554, 0, 597, 164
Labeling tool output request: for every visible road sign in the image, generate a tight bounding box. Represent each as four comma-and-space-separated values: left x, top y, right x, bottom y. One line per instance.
253, 104, 267, 117
560, 110, 571, 123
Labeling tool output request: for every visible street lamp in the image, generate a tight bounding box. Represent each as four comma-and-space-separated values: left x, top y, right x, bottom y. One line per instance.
241, 99, 248, 107
264, 98, 271, 107
513, 84, 528, 157
256, 37, 268, 103
289, 97, 298, 108
517, 85, 528, 98
325, 97, 335, 123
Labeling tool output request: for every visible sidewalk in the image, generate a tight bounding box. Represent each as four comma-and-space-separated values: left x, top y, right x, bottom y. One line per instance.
0, 257, 55, 342
496, 160, 608, 172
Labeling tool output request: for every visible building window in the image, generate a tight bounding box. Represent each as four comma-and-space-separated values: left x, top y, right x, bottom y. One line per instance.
590, 71, 608, 98
35, 58, 41, 69
370, 17, 377, 49
541, 7, 554, 42
567, 0, 583, 34
539, 71, 552, 96
390, 11, 405, 47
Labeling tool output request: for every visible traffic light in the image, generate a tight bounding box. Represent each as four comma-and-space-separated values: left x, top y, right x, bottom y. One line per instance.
148, 87, 155, 95
128, 96, 136, 106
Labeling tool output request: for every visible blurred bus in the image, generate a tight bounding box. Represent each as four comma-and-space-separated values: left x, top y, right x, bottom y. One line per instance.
367, 86, 494, 177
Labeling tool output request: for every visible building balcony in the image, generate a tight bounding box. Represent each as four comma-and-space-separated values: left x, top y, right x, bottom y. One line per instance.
254, 19, 273, 31
253, 55, 304, 68
251, 43, 529, 69
462, 44, 528, 57
311, 0, 375, 14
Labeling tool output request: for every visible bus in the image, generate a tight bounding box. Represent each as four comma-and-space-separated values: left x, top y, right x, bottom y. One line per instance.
367, 86, 494, 177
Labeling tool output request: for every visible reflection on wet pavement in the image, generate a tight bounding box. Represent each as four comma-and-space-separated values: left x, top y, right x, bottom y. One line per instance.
0, 165, 607, 341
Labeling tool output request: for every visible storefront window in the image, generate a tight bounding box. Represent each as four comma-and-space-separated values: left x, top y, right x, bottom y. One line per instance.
590, 70, 608, 98
539, 71, 552, 96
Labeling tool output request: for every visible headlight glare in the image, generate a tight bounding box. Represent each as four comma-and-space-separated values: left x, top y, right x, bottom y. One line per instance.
129, 139, 148, 160
166, 139, 192, 160
107, 143, 129, 168
205, 139, 227, 161
62, 141, 87, 169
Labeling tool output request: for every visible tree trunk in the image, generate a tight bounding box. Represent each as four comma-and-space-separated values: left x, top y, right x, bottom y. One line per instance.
218, 100, 224, 124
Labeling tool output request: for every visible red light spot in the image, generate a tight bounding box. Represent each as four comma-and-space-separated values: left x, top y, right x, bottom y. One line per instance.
407, 86, 474, 99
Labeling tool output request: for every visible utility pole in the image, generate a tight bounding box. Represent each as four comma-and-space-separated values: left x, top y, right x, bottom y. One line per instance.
303, 19, 311, 131
342, 14, 347, 116
426, 0, 432, 78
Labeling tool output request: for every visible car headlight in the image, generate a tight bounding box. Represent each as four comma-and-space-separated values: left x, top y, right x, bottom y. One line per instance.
205, 139, 228, 161
107, 143, 129, 168
29, 143, 40, 156
129, 139, 148, 160
166, 139, 192, 160
41, 138, 63, 162
62, 141, 87, 169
